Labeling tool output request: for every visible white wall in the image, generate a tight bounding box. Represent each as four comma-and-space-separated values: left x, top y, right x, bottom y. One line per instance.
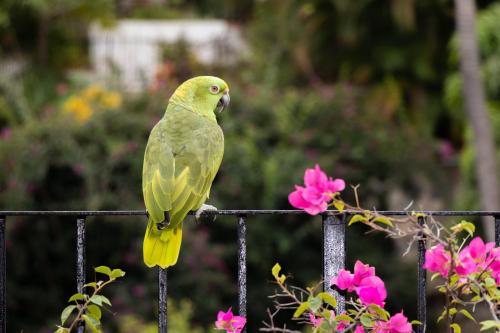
89, 19, 246, 91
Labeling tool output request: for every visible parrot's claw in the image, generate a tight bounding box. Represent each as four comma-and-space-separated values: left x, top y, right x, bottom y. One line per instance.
195, 204, 218, 223
156, 211, 170, 230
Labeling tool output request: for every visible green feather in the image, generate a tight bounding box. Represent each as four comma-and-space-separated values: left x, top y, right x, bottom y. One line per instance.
142, 76, 226, 268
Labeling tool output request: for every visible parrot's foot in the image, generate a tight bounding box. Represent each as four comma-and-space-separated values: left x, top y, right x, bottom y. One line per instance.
156, 211, 170, 230
195, 204, 218, 223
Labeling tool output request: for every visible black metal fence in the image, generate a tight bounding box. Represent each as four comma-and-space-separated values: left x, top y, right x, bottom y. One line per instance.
0, 210, 499, 333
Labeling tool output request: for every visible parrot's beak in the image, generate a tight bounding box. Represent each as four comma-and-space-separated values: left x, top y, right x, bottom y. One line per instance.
216, 91, 230, 113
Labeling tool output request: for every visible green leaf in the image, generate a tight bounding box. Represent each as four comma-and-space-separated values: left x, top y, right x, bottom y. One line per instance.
272, 263, 281, 279
470, 295, 481, 302
84, 282, 97, 289
94, 266, 112, 276
82, 314, 102, 333
348, 214, 368, 226
321, 309, 333, 319
87, 304, 102, 321
271, 263, 286, 283
431, 273, 441, 281
437, 309, 446, 323
60, 305, 77, 324
54, 327, 70, 333
450, 323, 461, 333
317, 292, 337, 308
293, 302, 309, 318
449, 275, 460, 287
368, 304, 389, 320
89, 295, 111, 307
360, 314, 373, 327
410, 320, 423, 325
333, 200, 344, 212
110, 269, 126, 279
334, 314, 352, 322
451, 221, 475, 237
372, 216, 393, 227
68, 293, 86, 302
480, 320, 500, 331
459, 309, 476, 323
484, 277, 496, 288
308, 296, 322, 312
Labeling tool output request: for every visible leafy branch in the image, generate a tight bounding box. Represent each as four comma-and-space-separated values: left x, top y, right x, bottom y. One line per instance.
54, 266, 125, 333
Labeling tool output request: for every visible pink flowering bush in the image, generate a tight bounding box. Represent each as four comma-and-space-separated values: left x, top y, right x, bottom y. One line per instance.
261, 164, 500, 332
263, 261, 415, 333
215, 308, 246, 333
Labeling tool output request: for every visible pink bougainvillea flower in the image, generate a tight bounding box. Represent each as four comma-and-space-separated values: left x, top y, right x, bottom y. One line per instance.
215, 308, 246, 333
352, 260, 376, 285
490, 259, 500, 285
372, 312, 412, 332
288, 185, 329, 215
304, 164, 345, 193
288, 164, 345, 215
468, 237, 495, 261
334, 312, 350, 331
354, 325, 366, 333
331, 269, 355, 292
423, 244, 451, 277
356, 276, 387, 307
308, 313, 323, 327
386, 311, 412, 333
456, 237, 497, 276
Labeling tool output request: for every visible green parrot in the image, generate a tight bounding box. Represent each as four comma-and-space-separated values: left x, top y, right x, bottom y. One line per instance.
142, 76, 229, 268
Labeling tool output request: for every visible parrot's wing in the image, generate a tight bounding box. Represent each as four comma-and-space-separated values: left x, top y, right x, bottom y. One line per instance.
168, 114, 224, 225
142, 110, 224, 227
142, 123, 175, 224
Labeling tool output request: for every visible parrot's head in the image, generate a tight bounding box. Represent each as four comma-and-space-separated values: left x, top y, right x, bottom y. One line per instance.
169, 76, 230, 117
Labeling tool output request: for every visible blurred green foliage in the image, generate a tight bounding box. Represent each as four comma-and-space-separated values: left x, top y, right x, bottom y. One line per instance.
0, 0, 498, 332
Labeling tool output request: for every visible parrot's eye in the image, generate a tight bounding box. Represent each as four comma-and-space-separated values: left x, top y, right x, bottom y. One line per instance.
209, 85, 220, 94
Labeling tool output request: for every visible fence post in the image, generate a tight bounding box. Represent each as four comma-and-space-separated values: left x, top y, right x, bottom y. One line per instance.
417, 216, 427, 333
322, 213, 346, 313
76, 217, 86, 333
237, 215, 247, 331
159, 268, 167, 333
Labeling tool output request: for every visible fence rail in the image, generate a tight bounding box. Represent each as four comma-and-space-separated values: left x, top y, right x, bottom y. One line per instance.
0, 210, 499, 333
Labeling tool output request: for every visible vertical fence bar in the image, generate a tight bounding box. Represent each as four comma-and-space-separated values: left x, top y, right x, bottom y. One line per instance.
0, 216, 5, 333
417, 216, 427, 333
495, 215, 500, 247
158, 268, 167, 333
76, 217, 86, 333
322, 214, 346, 313
237, 215, 247, 331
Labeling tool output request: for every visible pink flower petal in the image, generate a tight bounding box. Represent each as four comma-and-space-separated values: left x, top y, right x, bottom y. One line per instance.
353, 260, 375, 285
332, 269, 355, 292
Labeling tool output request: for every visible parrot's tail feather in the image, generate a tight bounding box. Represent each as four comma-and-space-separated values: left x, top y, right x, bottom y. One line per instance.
143, 220, 183, 269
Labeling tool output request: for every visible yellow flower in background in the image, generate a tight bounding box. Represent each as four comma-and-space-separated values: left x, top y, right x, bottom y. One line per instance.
62, 96, 93, 123
100, 91, 122, 110
60, 85, 122, 123
82, 84, 104, 101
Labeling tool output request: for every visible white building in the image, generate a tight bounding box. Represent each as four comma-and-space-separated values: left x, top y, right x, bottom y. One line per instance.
89, 19, 246, 91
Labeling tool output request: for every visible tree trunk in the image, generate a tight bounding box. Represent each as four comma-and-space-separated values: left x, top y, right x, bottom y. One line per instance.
454, 0, 498, 240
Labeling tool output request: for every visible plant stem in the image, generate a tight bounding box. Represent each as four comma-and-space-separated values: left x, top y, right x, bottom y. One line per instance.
66, 278, 114, 332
